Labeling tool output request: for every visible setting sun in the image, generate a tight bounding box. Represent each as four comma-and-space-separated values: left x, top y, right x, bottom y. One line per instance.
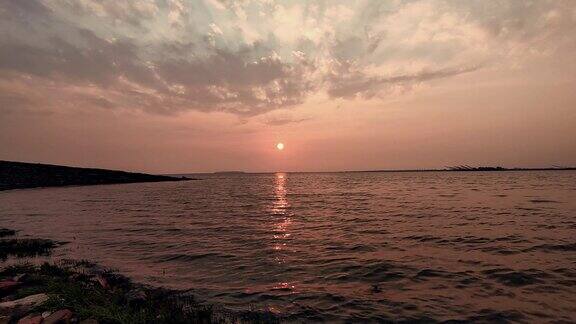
276, 143, 285, 151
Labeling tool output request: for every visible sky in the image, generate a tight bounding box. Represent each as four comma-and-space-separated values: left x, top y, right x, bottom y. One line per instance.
0, 0, 575, 173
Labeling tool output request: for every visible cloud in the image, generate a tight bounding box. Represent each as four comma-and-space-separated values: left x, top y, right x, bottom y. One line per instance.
262, 115, 311, 126
154, 43, 315, 115
0, 0, 575, 116
0, 92, 35, 112
326, 63, 482, 99
0, 27, 314, 115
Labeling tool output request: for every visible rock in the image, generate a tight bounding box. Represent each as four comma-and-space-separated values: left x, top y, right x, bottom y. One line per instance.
42, 311, 52, 318
0, 315, 11, 324
17, 314, 43, 324
0, 280, 20, 295
0, 293, 48, 312
95, 274, 110, 290
43, 309, 73, 324
13, 274, 28, 282
79, 319, 99, 324
126, 289, 147, 303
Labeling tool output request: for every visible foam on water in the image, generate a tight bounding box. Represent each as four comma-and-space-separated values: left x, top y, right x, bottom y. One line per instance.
1, 171, 575, 322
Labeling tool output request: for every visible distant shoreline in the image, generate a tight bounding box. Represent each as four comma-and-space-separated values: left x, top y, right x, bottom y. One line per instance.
175, 167, 576, 176
0, 160, 192, 191
2, 161, 574, 190
343, 167, 576, 173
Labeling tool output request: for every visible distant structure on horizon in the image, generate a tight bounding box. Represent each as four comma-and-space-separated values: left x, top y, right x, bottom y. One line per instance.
445, 165, 576, 171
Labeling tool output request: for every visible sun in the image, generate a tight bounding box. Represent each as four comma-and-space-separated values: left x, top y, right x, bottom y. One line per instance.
276, 142, 285, 151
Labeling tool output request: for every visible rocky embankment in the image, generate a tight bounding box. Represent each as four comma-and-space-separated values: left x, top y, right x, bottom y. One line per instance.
0, 161, 191, 191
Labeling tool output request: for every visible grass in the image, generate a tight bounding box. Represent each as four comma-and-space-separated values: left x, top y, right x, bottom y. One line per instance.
0, 226, 282, 323
1, 261, 280, 323
0, 227, 56, 260
0, 238, 57, 260
0, 228, 16, 238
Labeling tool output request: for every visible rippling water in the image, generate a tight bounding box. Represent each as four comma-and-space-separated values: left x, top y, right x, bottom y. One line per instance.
1, 171, 575, 322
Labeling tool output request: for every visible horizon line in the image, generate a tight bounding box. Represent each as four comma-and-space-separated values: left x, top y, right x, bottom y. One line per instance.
2, 160, 574, 176
170, 166, 576, 175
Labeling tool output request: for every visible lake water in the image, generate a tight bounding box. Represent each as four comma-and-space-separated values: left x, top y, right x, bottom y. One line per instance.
1, 171, 575, 322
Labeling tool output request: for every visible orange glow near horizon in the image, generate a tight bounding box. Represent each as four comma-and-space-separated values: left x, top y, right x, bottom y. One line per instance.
1, 1, 575, 174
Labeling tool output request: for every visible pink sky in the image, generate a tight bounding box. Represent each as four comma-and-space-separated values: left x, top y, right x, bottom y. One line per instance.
1, 1, 575, 173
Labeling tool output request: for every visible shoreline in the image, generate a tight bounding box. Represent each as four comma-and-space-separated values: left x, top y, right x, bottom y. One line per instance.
0, 228, 279, 323
0, 161, 194, 192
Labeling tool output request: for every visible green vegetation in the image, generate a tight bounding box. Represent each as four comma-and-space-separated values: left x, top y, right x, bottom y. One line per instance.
0, 238, 57, 260
2, 261, 208, 323
0, 227, 58, 260
1, 261, 279, 323
0, 228, 16, 238
0, 229, 280, 323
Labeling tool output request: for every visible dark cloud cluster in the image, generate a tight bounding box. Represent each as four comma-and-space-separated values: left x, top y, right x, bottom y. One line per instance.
0, 0, 574, 116
0, 0, 315, 116
326, 62, 482, 99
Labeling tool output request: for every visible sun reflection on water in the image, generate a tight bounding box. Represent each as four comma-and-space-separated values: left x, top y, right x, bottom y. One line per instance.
269, 172, 297, 293
271, 172, 292, 254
